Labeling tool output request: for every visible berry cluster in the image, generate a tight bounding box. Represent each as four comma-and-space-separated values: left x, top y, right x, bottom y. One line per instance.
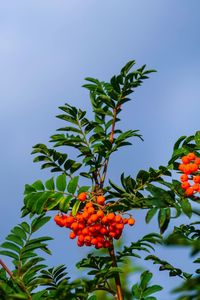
54, 194, 135, 249
178, 152, 200, 196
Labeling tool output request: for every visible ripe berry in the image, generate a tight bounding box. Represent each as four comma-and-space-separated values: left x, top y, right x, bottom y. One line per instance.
107, 213, 115, 221
182, 156, 190, 164
195, 157, 200, 165
181, 181, 190, 190
87, 207, 95, 215
128, 217, 135, 226
69, 231, 76, 239
180, 174, 188, 182
193, 175, 200, 183
97, 210, 104, 218
187, 153, 196, 161
77, 192, 87, 202
97, 195, 105, 205
185, 187, 194, 196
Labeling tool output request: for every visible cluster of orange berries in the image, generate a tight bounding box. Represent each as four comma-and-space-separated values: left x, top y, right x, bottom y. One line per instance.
178, 152, 200, 196
54, 193, 135, 249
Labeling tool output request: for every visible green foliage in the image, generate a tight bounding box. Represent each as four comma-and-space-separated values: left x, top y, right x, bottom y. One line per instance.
131, 270, 163, 299
2, 60, 200, 299
0, 215, 52, 299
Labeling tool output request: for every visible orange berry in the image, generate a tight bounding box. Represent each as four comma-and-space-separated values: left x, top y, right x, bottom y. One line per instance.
115, 223, 124, 230
115, 215, 122, 223
69, 231, 76, 239
192, 184, 199, 191
82, 212, 89, 219
78, 234, 85, 242
77, 192, 87, 202
85, 202, 93, 208
109, 231, 116, 238
84, 235, 91, 243
78, 223, 85, 230
97, 195, 105, 205
181, 181, 190, 190
102, 216, 108, 224
77, 240, 84, 247
100, 227, 108, 235
128, 217, 135, 226
182, 156, 190, 164
183, 164, 192, 175
54, 214, 66, 227
71, 222, 79, 231
90, 214, 98, 222
123, 218, 128, 224
97, 210, 104, 218
87, 207, 95, 215
91, 238, 98, 245
187, 153, 196, 161
178, 164, 185, 172
195, 157, 200, 165
82, 228, 89, 235
189, 163, 198, 172
194, 175, 200, 183
107, 213, 115, 221
185, 187, 194, 196
180, 174, 188, 182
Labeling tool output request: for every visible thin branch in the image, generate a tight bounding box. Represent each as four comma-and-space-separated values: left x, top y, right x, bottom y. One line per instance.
0, 259, 13, 278
108, 241, 124, 300
100, 107, 118, 188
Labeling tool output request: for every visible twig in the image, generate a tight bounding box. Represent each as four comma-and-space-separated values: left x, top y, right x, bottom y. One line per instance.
0, 259, 13, 278
108, 241, 124, 300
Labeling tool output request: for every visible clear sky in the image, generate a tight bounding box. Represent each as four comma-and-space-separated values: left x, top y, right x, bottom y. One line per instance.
1, 1, 200, 299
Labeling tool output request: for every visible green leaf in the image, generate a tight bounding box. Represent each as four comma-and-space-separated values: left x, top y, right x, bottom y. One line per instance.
32, 180, 45, 191
58, 195, 72, 212
31, 216, 51, 233
6, 234, 24, 247
72, 200, 81, 216
0, 250, 18, 260
45, 177, 55, 190
181, 198, 192, 218
1, 242, 21, 254
67, 176, 79, 194
195, 131, 200, 146
143, 285, 163, 297
20, 222, 30, 234
158, 208, 166, 228
140, 271, 153, 290
56, 174, 66, 192
145, 208, 157, 224
11, 226, 27, 241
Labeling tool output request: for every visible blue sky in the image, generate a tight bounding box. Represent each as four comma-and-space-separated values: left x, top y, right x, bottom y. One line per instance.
1, 1, 200, 299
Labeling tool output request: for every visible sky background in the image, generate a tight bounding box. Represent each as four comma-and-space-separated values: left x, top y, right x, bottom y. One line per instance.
1, 1, 200, 299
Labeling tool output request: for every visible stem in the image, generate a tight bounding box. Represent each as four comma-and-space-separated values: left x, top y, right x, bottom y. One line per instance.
0, 259, 32, 299
108, 241, 124, 300
100, 107, 118, 188
0, 259, 14, 278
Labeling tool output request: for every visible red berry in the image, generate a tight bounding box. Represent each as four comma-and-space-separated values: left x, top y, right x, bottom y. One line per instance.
97, 195, 105, 205
128, 217, 135, 226
180, 174, 188, 182
185, 187, 194, 196
187, 153, 196, 161
77, 192, 87, 202
181, 181, 190, 190
182, 156, 190, 164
